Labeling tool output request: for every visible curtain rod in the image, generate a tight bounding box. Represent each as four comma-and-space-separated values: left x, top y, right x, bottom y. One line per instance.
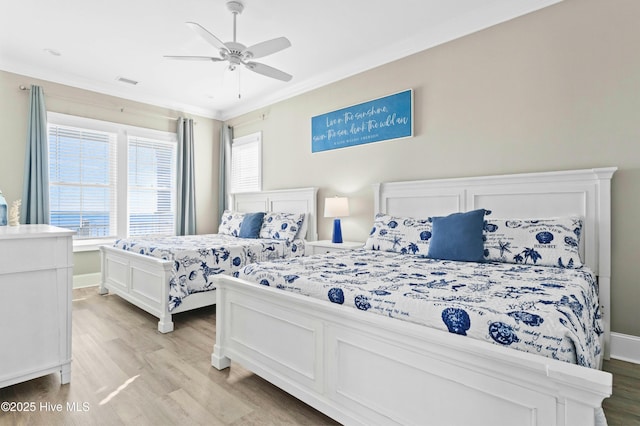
231, 112, 268, 128
18, 84, 195, 123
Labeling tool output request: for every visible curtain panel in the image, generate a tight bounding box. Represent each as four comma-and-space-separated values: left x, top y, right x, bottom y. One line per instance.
21, 85, 50, 225
176, 117, 196, 235
219, 125, 233, 222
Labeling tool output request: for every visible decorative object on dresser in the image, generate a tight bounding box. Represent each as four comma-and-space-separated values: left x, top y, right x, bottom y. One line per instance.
323, 196, 349, 243
0, 190, 7, 226
0, 225, 75, 388
306, 240, 363, 255
212, 167, 616, 426
9, 199, 21, 226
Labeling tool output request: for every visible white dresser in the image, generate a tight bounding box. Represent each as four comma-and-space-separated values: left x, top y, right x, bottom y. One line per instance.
0, 225, 75, 388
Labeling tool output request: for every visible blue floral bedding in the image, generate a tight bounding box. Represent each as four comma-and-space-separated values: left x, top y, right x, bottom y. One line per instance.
113, 234, 305, 311
235, 249, 603, 367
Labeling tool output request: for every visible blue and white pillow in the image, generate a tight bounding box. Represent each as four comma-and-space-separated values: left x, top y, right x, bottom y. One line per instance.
294, 213, 309, 240
218, 210, 245, 237
364, 213, 433, 256
259, 212, 304, 241
484, 217, 583, 268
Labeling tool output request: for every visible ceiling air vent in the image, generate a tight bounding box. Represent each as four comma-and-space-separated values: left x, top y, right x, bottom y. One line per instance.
116, 76, 139, 85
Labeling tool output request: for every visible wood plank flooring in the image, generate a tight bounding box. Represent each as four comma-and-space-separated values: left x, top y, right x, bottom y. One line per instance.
603, 357, 640, 425
1, 286, 638, 425
0, 287, 338, 425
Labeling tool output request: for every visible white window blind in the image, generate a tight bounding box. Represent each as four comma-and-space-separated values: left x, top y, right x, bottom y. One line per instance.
230, 132, 262, 193
48, 124, 117, 239
47, 112, 178, 246
128, 136, 177, 236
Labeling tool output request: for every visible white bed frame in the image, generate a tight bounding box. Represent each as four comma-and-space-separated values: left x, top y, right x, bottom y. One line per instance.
212, 168, 616, 426
99, 187, 318, 333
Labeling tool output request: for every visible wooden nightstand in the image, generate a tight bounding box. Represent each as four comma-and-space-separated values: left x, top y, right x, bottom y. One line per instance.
306, 240, 364, 255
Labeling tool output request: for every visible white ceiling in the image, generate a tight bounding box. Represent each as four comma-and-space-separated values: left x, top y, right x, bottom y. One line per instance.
0, 0, 561, 121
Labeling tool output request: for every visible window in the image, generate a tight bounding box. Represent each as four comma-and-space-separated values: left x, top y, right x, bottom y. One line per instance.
230, 132, 262, 193
128, 136, 176, 236
48, 124, 117, 239
47, 113, 177, 245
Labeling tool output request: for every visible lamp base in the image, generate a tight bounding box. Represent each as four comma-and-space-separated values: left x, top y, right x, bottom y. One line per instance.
332, 218, 343, 243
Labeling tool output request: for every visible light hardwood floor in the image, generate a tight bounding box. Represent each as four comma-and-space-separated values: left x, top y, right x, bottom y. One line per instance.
1, 287, 638, 425
1, 287, 338, 425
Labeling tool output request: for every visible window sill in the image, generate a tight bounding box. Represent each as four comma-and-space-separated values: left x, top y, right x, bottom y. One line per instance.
73, 238, 116, 253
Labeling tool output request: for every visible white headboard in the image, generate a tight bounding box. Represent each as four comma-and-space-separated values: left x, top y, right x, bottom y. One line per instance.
230, 187, 318, 241
373, 167, 617, 357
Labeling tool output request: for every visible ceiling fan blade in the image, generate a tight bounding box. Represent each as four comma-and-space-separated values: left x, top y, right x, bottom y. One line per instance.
245, 62, 292, 82
244, 37, 291, 59
186, 22, 228, 53
164, 55, 223, 62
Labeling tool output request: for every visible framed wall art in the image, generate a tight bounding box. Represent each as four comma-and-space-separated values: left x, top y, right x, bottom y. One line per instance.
311, 89, 413, 153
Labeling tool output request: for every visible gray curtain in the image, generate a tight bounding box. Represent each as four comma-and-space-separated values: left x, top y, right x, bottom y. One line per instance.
176, 117, 196, 235
219, 125, 233, 219
21, 85, 50, 224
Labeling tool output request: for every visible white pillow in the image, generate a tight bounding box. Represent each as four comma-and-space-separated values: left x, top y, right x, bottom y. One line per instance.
218, 210, 245, 237
483, 217, 583, 268
294, 213, 308, 240
259, 212, 305, 241
364, 213, 433, 256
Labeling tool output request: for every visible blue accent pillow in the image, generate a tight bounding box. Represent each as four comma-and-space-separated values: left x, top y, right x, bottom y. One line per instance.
428, 209, 486, 262
239, 212, 265, 238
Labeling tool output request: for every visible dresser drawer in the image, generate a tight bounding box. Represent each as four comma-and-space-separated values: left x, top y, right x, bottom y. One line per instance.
0, 236, 68, 274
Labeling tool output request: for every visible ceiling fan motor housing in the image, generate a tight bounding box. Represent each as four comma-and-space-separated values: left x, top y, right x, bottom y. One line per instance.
227, 1, 244, 15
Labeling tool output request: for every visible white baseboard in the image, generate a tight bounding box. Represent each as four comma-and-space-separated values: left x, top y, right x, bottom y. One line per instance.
73, 272, 101, 289
610, 332, 640, 364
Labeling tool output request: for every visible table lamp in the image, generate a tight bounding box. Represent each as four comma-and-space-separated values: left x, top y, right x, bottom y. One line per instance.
324, 196, 349, 243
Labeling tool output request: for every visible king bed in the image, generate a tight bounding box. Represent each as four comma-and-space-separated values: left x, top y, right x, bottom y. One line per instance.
211, 168, 615, 426
99, 187, 318, 333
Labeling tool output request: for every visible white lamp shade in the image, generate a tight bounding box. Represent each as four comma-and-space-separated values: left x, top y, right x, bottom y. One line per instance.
324, 197, 349, 218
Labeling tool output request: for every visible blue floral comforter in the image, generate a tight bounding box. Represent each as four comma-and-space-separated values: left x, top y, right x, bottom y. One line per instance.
113, 234, 305, 311
236, 249, 602, 367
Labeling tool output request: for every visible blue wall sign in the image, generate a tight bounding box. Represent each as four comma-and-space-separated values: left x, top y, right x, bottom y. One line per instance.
311, 89, 413, 153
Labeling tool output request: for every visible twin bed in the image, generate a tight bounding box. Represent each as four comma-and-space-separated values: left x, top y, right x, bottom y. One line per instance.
99, 187, 318, 332
211, 168, 615, 426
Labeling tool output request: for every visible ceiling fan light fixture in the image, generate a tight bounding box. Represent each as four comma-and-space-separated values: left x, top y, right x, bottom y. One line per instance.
164, 0, 292, 83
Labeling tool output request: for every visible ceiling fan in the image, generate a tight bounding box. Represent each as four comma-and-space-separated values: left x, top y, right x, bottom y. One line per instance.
165, 0, 292, 82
